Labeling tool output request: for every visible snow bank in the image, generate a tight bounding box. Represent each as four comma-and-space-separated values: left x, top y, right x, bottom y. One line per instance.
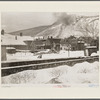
2, 61, 99, 86
7, 52, 39, 61
91, 52, 99, 56
6, 50, 85, 61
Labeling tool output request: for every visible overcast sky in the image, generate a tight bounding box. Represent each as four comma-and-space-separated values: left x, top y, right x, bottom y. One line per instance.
1, 12, 98, 33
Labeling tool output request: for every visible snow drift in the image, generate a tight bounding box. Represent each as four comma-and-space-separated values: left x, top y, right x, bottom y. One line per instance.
2, 61, 99, 86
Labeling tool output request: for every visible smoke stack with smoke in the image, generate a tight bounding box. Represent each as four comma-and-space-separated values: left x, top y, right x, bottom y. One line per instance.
53, 12, 75, 26
53, 12, 76, 38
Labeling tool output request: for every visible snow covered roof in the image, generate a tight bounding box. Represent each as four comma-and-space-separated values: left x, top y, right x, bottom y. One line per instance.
86, 46, 97, 49
1, 34, 29, 46
6, 47, 16, 49
78, 41, 84, 43
1, 38, 26, 46
17, 36, 34, 41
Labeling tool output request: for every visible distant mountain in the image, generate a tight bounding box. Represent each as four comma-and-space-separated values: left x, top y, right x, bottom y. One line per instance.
9, 25, 50, 37
9, 15, 99, 39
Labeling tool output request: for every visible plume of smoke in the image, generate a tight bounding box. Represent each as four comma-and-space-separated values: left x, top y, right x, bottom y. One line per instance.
53, 12, 76, 26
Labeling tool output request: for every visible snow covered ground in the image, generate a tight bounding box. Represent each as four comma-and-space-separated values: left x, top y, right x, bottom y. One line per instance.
6, 50, 99, 61
2, 61, 99, 87
6, 50, 85, 61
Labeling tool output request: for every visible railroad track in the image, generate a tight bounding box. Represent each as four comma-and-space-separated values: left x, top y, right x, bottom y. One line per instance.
1, 56, 99, 77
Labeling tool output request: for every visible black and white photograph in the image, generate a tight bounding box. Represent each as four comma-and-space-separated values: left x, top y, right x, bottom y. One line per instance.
1, 12, 99, 87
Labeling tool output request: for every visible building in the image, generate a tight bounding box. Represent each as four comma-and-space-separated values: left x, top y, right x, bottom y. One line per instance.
1, 34, 35, 52
6, 47, 16, 54
1, 45, 7, 61
30, 36, 61, 52
67, 36, 78, 51
47, 37, 61, 51
65, 36, 85, 51
90, 38, 99, 51
84, 46, 97, 56
60, 39, 71, 50
30, 39, 46, 52
77, 37, 85, 50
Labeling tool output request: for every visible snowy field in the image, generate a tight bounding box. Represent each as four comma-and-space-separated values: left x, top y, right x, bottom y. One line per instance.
2, 61, 99, 87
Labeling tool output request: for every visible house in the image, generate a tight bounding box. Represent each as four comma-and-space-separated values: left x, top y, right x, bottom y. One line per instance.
46, 36, 61, 51
1, 33, 28, 61
1, 34, 34, 60
30, 38, 47, 52
66, 36, 78, 51
64, 36, 85, 51
30, 36, 61, 52
1, 34, 35, 51
60, 39, 71, 50
22, 36, 34, 50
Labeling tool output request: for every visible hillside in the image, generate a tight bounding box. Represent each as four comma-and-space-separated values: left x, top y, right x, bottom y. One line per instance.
9, 25, 50, 37
8, 15, 99, 39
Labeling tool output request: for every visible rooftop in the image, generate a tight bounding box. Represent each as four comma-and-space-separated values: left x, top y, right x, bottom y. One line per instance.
86, 46, 97, 49
1, 34, 33, 46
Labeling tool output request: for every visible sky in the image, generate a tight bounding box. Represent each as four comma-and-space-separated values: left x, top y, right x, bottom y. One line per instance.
1, 12, 98, 33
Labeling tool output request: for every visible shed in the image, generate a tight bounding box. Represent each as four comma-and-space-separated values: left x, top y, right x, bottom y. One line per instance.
84, 46, 97, 56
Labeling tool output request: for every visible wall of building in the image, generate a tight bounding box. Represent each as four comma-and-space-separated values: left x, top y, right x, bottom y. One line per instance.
1, 46, 7, 61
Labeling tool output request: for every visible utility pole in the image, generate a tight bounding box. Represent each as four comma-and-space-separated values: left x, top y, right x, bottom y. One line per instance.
68, 44, 70, 57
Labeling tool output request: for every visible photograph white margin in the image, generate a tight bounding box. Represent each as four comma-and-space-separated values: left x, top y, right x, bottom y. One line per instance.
0, 1, 100, 99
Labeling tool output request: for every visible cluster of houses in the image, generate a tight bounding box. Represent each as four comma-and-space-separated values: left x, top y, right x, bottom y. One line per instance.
1, 32, 99, 61
22, 35, 86, 52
